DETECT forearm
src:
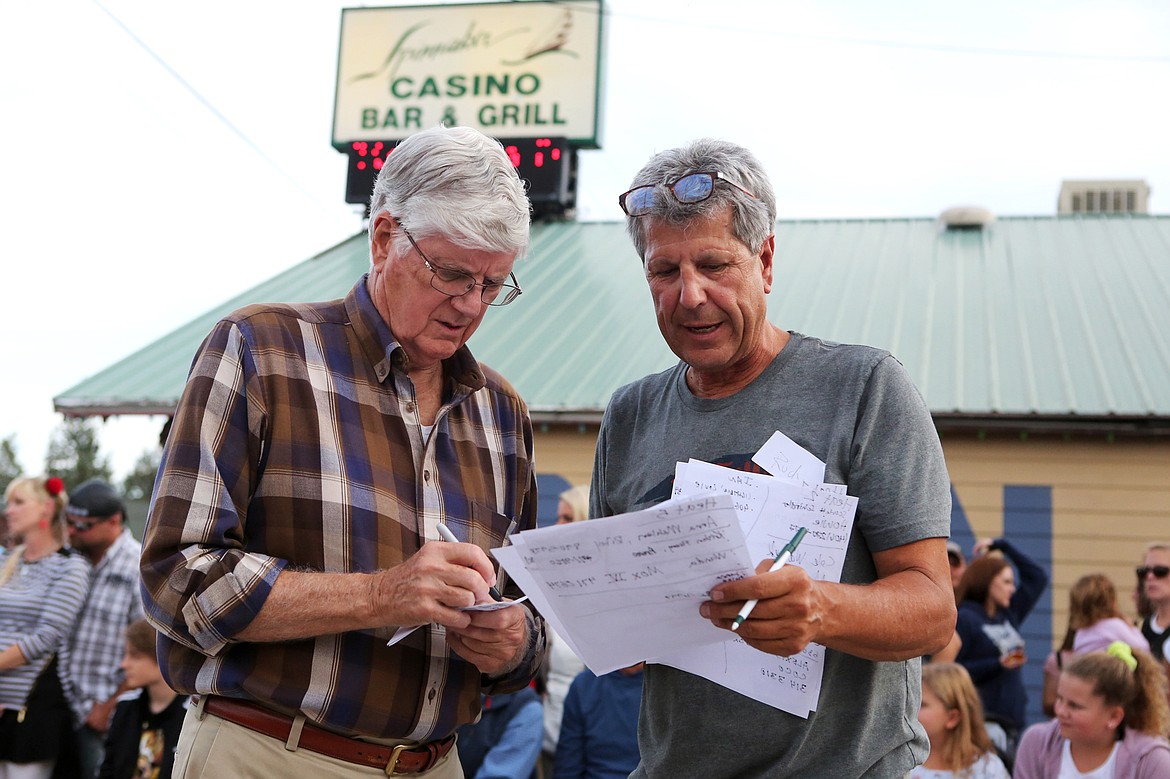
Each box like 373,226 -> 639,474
236,542 -> 507,644
0,644 -> 29,672
811,568 -> 956,661
235,569 -> 384,642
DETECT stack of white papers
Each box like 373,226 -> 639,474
493,430 -> 859,718
492,493 -> 756,675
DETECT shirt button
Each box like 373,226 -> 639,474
405,402 -> 416,414
423,470 -> 431,482
428,688 -> 437,702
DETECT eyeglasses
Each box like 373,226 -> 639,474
618,171 -> 757,217
1137,565 -> 1170,579
401,227 -> 522,307
68,515 -> 112,532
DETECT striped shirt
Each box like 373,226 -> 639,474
0,548 -> 92,708
140,277 -> 544,741
66,528 -> 144,723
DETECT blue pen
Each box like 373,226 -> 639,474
731,527 -> 808,631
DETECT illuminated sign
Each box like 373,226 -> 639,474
333,1 -> 604,147
345,137 -> 573,211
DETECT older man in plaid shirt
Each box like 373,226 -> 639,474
65,479 -> 145,778
140,126 -> 545,778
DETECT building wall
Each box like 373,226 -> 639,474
945,434 -> 1170,621
533,424 -> 1170,725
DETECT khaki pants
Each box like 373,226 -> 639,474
171,706 -> 464,779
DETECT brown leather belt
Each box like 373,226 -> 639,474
200,695 -> 455,775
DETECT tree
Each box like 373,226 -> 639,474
44,417 -> 113,488
0,434 -> 22,489
123,448 -> 162,501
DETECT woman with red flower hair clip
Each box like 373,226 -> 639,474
0,476 -> 91,778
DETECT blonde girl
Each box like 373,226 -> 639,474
912,663 -> 1010,778
0,476 -> 92,779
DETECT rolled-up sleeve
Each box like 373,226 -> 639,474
140,319 -> 284,656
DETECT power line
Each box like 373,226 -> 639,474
89,0 -> 338,213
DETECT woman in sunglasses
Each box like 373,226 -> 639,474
1137,543 -> 1170,664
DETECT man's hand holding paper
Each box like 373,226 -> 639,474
702,554 -> 820,657
446,601 -> 532,677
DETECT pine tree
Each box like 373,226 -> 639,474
0,434 -> 22,489
44,418 -> 113,488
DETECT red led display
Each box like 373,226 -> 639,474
344,137 -> 571,208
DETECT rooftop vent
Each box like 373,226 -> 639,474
939,206 -> 995,230
1058,179 -> 1149,215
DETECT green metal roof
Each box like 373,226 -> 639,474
54,215 -> 1170,428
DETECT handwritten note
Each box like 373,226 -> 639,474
658,458 -> 857,716
751,430 -> 826,486
385,596 -> 531,647
488,431 -> 860,716
493,494 -> 755,675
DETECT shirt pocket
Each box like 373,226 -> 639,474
465,502 -> 513,553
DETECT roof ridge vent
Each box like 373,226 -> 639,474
939,205 -> 995,230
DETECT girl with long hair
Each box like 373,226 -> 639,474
954,537 -> 1049,753
1015,642 -> 1170,778
912,663 -> 1009,778
1043,573 -> 1149,716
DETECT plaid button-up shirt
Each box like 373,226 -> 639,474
140,277 -> 543,741
66,528 -> 144,722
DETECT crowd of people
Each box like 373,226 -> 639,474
2,126 -> 1168,779
0,472 -> 636,779
925,539 -> 1170,778
0,476 -> 174,779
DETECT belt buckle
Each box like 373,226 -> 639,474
385,743 -> 411,776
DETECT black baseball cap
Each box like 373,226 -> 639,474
66,479 -> 126,519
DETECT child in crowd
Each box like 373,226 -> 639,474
99,619 -> 187,779
1015,642 -> 1170,779
911,663 -> 1010,778
1043,573 -> 1149,716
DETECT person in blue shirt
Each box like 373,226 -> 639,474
456,688 -> 542,779
554,663 -> 644,779
955,537 -> 1049,756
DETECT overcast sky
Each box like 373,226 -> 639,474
2,0 -> 1168,482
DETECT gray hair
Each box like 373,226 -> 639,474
624,138 -> 777,261
368,125 -> 531,259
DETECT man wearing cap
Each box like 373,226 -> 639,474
947,541 -> 967,591
65,478 -> 145,778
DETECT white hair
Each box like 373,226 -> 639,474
368,126 -> 531,258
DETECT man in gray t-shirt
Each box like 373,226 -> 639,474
595,139 -> 955,778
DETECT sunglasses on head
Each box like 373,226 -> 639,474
618,171 -> 756,217
1137,565 -> 1170,579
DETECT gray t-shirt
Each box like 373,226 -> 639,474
590,332 -> 951,779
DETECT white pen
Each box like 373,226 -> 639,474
436,522 -> 503,601
731,527 -> 808,631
